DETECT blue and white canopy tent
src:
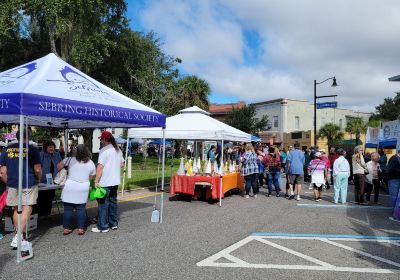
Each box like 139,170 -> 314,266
365,120 -> 400,149
0,53 -> 166,262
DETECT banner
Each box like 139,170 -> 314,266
381,120 -> 400,140
366,127 -> 380,145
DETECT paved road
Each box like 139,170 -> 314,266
0,181 -> 399,280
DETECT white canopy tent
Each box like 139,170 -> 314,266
0,53 -> 166,262
128,106 -> 251,141
128,106 -> 251,206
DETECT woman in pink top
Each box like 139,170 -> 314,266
308,152 -> 327,202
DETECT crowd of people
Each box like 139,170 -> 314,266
236,141 -> 400,220
0,129 -> 124,246
0,131 -> 399,247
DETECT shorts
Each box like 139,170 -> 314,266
6,186 -> 38,206
312,184 -> 324,191
289,174 -> 304,185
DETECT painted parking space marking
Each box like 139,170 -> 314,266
297,203 -> 392,210
197,233 -> 400,274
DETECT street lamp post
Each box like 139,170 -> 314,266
314,76 -> 338,146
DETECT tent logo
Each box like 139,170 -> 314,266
0,62 -> 37,87
0,98 -> 10,109
47,66 -> 116,101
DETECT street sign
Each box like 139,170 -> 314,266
316,101 -> 337,109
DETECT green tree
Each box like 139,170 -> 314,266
317,123 -> 344,150
31,127 -> 61,143
225,105 -> 268,135
370,92 -> 400,122
346,117 -> 367,145
164,75 -> 210,116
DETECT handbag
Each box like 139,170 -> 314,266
54,157 -> 72,185
0,190 -> 7,213
364,168 -> 369,175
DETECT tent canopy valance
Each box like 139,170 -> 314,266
0,53 -> 166,128
128,106 -> 251,142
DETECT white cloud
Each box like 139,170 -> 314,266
135,0 -> 400,112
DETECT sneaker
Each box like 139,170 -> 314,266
91,227 -> 109,233
315,198 -> 321,202
10,234 -> 24,248
308,186 -> 313,190
111,226 -> 118,230
245,195 -> 249,199
285,193 -> 289,198
254,194 -> 257,198
288,195 -> 295,200
296,195 -> 301,201
276,193 -> 281,197
267,193 -> 271,197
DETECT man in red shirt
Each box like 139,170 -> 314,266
263,146 -> 282,197
328,147 -> 339,187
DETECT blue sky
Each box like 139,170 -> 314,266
126,0 -> 400,111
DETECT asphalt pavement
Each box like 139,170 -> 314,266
0,179 -> 399,280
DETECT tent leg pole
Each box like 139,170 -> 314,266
64,129 -> 68,159
220,139 -> 224,207
121,138 -> 129,197
16,115 -> 24,263
160,129 -> 166,223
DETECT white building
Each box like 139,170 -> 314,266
251,98 -> 371,145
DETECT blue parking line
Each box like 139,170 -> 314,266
297,203 -> 392,210
252,232 -> 400,240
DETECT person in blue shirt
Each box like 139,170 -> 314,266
286,142 -> 305,201
36,141 -> 62,216
0,129 -> 42,247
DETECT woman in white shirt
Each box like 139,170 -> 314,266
352,145 -> 367,204
333,149 -> 350,204
58,145 -> 96,235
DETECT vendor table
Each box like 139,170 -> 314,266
170,172 -> 244,200
38,183 -> 64,214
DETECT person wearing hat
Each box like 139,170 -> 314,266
307,152 -> 327,202
92,131 -> 124,233
333,148 -> 350,204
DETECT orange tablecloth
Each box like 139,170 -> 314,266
222,172 -> 244,194
170,173 -> 244,200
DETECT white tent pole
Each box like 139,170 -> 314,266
16,115 -> 24,263
219,139 -> 224,207
160,128 -> 166,223
121,138 -> 129,197
64,129 -> 68,158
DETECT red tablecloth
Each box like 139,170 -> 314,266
170,173 -> 244,200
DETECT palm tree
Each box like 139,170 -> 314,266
345,118 -> 367,145
179,75 -> 210,110
163,75 -> 210,116
318,123 -> 344,150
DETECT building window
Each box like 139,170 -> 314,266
273,116 -> 278,128
295,116 -> 300,131
291,132 -> 302,139
339,119 -> 343,129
